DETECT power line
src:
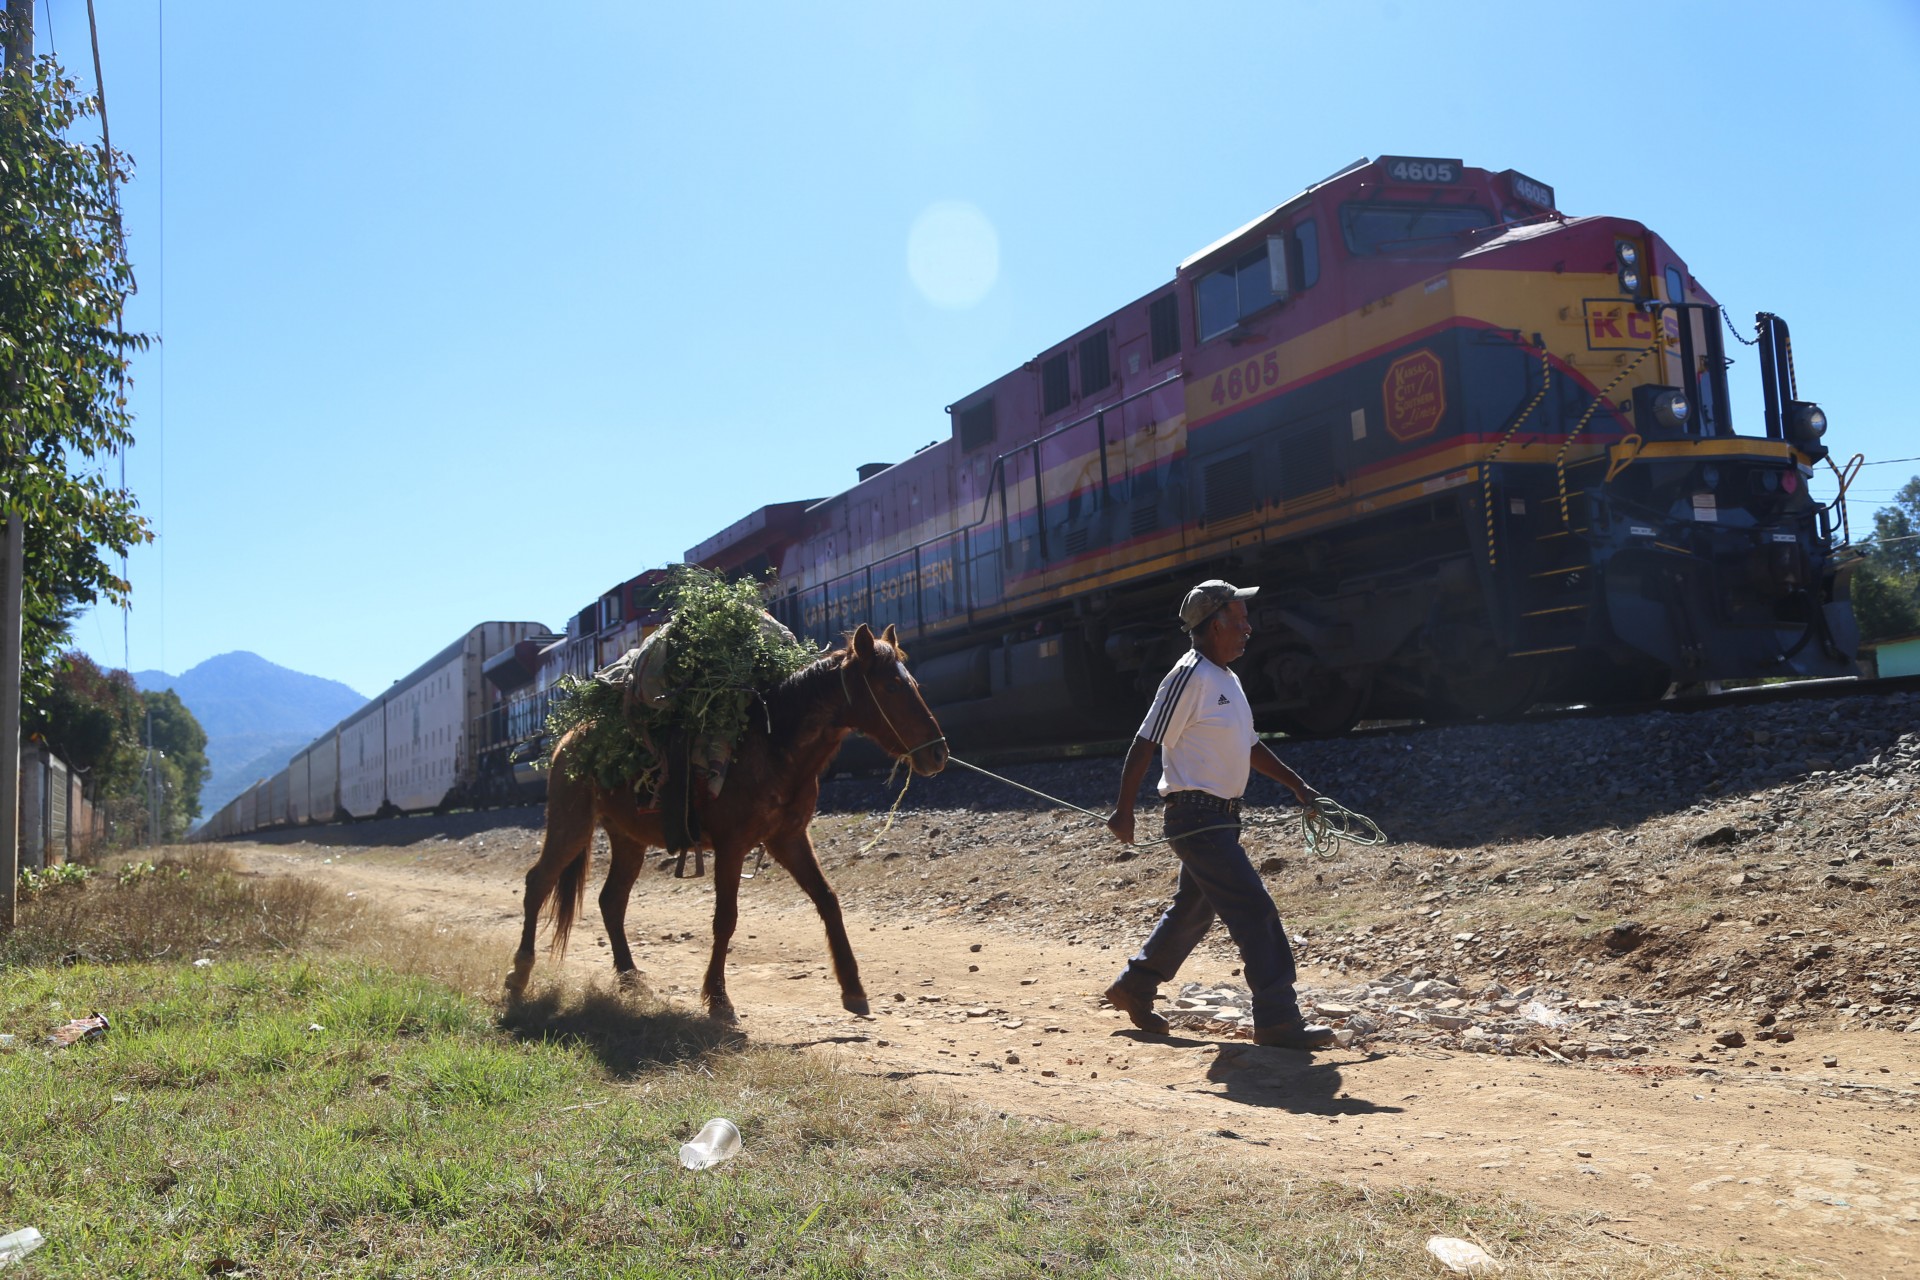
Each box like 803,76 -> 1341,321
1859,456 -> 1920,468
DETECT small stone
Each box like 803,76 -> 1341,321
1823,1056 -> 1838,1068
1714,1030 -> 1746,1048
1774,1029 -> 1795,1044
969,943 -> 983,953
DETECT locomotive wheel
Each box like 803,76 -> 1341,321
1270,677 -> 1369,738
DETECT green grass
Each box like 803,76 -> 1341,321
0,859 -> 1754,1278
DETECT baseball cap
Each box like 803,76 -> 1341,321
1178,579 -> 1258,632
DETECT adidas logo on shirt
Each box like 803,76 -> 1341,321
1216,693 -> 1230,705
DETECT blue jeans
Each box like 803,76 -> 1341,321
1112,806 -> 1302,1032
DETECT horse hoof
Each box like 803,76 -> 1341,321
842,993 -> 871,1016
708,1002 -> 740,1027
616,969 -> 648,995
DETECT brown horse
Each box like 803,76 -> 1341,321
505,623 -> 947,1023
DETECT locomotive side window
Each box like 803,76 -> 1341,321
1196,221 -> 1320,343
1340,202 -> 1494,255
1078,332 -> 1111,397
958,397 -> 996,451
1041,352 -> 1071,415
1148,293 -> 1181,363
1294,219 -> 1320,288
1197,245 -> 1274,341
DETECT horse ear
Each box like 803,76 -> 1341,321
880,624 -> 899,649
852,623 -> 875,659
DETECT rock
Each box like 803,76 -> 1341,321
1603,921 -> 1647,953
1714,1029 -> 1746,1048
1425,1236 -> 1502,1274
1693,825 -> 1742,849
1774,1029 -> 1795,1044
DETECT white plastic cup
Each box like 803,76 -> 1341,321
677,1118 -> 742,1170
0,1226 -> 45,1265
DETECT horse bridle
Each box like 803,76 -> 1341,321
840,655 -> 947,763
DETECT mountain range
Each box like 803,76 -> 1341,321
134,652 -> 368,821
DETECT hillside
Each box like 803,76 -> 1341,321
136,652 -> 367,818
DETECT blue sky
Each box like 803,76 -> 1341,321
48,1 -> 1920,698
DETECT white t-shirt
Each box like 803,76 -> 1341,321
1136,650 -> 1255,799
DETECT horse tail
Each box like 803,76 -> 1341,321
548,839 -> 591,959
541,725 -> 597,960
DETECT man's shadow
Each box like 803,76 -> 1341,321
1119,1030 -> 1401,1116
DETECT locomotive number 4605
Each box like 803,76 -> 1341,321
1208,348 -> 1282,408
1382,155 -> 1461,184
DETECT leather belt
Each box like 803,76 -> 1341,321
1163,790 -> 1243,816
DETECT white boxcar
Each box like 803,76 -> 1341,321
384,621 -> 548,814
332,621 -> 548,819
306,730 -> 340,824
268,768 -> 290,828
246,779 -> 270,833
288,752 -> 311,825
338,700 -> 387,820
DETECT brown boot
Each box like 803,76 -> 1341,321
1252,1019 -> 1336,1051
1103,982 -> 1170,1036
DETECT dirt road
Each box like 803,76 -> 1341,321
230,833 -> 1918,1278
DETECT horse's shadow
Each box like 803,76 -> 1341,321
498,986 -> 743,1077
1128,1033 -> 1402,1117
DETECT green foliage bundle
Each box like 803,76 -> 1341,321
545,568 -> 817,794
0,29 -> 154,710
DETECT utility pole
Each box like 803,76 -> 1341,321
0,0 -> 34,931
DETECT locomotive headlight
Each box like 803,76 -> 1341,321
1651,388 -> 1690,429
1788,401 -> 1827,443
1615,240 -> 1639,268
1618,266 -> 1641,294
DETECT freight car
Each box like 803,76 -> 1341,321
199,153 -> 1864,838
200,621 -> 548,836
708,154 -> 1858,739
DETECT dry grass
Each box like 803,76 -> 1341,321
0,851 -> 1781,1277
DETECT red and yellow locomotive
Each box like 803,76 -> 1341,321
702,154 -> 1857,740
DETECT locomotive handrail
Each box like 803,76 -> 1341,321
1825,451 -> 1864,546
1556,345 -> 1657,526
1479,347 -> 1553,568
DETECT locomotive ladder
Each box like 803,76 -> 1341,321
1478,348 -> 1588,659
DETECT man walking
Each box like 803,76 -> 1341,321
1103,579 -> 1335,1051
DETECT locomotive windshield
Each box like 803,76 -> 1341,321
1341,202 -> 1495,255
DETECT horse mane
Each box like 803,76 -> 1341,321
759,636 -> 896,745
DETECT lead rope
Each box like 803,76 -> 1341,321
938,755 -> 1386,859
839,659 -> 1385,858
842,658 -> 946,854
